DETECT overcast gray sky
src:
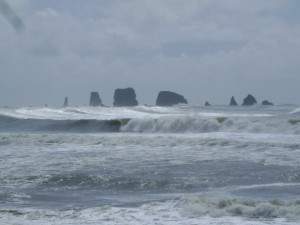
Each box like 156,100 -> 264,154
0,0 -> 299,106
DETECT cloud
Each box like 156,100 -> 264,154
0,0 -> 300,106
0,0 -> 25,32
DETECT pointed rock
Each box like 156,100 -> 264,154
113,88 -> 138,107
230,96 -> 238,106
156,91 -> 188,106
63,97 -> 69,107
242,94 -> 257,106
262,100 -> 274,106
89,92 -> 102,107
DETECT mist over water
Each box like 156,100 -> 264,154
0,105 -> 300,224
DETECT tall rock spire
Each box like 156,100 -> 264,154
230,96 -> 238,106
63,97 -> 69,107
89,92 -> 102,106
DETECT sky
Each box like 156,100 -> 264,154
0,0 -> 299,107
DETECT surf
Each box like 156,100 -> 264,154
0,114 -> 130,132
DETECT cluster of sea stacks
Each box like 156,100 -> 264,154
87,88 -> 139,107
229,95 -> 274,106
63,88 -> 274,107
206,95 -> 273,107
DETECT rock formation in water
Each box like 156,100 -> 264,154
113,88 -> 138,107
156,91 -> 188,106
89,92 -> 102,107
63,97 -> 69,107
205,101 -> 211,106
262,100 -> 274,106
230,96 -> 238,106
242,94 -> 257,106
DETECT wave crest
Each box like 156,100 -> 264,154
0,113 -> 299,134
122,116 -> 300,134
183,196 -> 300,219
122,116 -> 221,133
0,115 -> 129,132
36,173 -> 181,192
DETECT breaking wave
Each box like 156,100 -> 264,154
0,196 -> 300,224
37,173 -> 179,192
290,107 -> 300,115
122,116 -> 300,134
182,196 -> 300,219
0,105 -> 299,133
0,114 -> 300,134
0,115 -> 129,132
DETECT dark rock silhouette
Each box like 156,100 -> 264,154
89,92 -> 102,107
63,97 -> 69,107
242,94 -> 257,106
156,91 -> 188,106
113,88 -> 138,107
230,96 -> 238,106
205,101 -> 211,106
262,100 -> 274,106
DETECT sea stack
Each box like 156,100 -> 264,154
89,92 -> 102,106
205,101 -> 211,106
242,94 -> 257,106
230,96 -> 238,106
262,100 -> 274,106
113,88 -> 138,107
156,91 -> 188,106
63,97 -> 69,107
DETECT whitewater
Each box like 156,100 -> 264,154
0,105 -> 300,225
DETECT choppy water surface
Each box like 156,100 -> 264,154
0,105 -> 300,224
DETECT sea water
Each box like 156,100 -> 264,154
0,105 -> 299,225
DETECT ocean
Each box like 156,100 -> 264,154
0,105 -> 300,225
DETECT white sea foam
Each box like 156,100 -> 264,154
182,195 -> 300,220
122,116 -> 300,134
0,105 -> 299,225
0,106 -> 177,120
290,107 -> 300,115
0,106 -> 275,121
0,106 -> 292,133
235,183 -> 300,190
0,197 -> 299,225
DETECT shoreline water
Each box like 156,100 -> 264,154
0,105 -> 299,224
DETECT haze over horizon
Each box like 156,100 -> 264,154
0,0 -> 299,107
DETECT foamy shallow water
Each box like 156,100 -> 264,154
0,199 -> 300,225
0,198 -> 300,225
0,105 -> 299,224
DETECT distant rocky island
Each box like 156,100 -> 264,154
62,88 -> 274,107
230,96 -> 238,106
89,92 -> 103,106
156,91 -> 188,106
204,101 -> 211,107
63,97 -> 69,107
262,100 -> 274,106
113,88 -> 138,107
242,94 -> 257,106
